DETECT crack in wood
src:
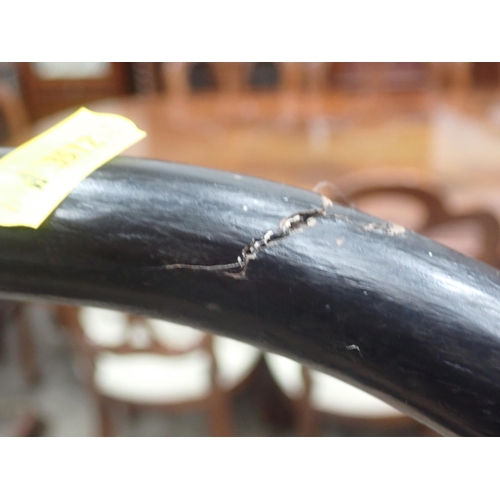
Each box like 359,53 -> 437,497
163,197 -> 332,279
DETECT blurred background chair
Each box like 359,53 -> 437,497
305,63 -> 431,93
17,62 -> 131,120
0,302 -> 43,436
160,62 -> 304,126
242,62 -> 303,92
0,301 -> 40,386
330,167 -> 500,266
0,80 -> 44,429
264,352 -> 429,436
0,82 -> 48,384
0,396 -> 45,437
162,62 -> 243,97
161,62 -> 304,97
57,306 -> 260,436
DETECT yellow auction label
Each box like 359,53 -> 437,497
0,107 -> 146,228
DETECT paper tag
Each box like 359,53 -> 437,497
0,107 -> 146,228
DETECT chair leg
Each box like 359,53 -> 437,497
125,403 -> 140,421
97,398 -> 115,437
15,306 -> 41,385
419,425 -> 441,437
296,367 -> 316,436
252,356 -> 295,432
0,325 -> 5,361
296,400 -> 316,437
207,388 -> 232,437
9,412 -> 45,437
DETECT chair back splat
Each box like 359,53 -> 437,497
57,306 -> 259,436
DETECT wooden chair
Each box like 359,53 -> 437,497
264,353 -> 428,436
240,63 -> 305,124
8,414 -> 45,436
242,63 -> 303,93
162,62 -> 241,98
429,63 -> 500,93
305,63 -> 431,93
57,306 -> 260,436
0,403 -> 45,437
329,167 -> 500,266
161,63 -> 244,126
162,62 -> 303,97
0,87 -> 41,388
0,305 -> 44,433
17,62 -> 132,120
471,63 -> 500,89
161,62 -> 304,127
265,168 -> 500,436
0,301 -> 40,385
130,63 -> 162,95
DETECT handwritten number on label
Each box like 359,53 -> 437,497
0,107 -> 146,228
19,172 -> 49,190
43,135 -> 105,168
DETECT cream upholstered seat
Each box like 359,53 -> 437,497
80,308 -> 206,351
265,352 -> 400,419
79,307 -> 260,406
94,351 -> 213,405
58,305 -> 263,435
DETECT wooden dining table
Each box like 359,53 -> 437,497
12,89 -> 500,216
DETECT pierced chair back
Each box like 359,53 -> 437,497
57,306 -> 260,436
329,168 -> 500,265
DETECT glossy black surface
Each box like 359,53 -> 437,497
1,148 -> 500,436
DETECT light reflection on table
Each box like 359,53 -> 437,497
14,90 -> 500,217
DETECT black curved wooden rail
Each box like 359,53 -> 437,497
1,147 -> 500,436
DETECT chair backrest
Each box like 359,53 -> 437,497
56,305 -> 260,400
305,63 -> 432,93
0,82 -> 29,145
242,63 -> 303,93
162,62 -> 304,98
0,301 -> 17,325
17,62 -> 131,120
162,63 -> 240,98
422,211 -> 500,267
319,168 -> 500,267
57,306 -> 211,362
320,168 -> 447,230
131,63 -> 162,95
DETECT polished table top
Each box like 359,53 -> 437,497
13,90 -> 500,215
